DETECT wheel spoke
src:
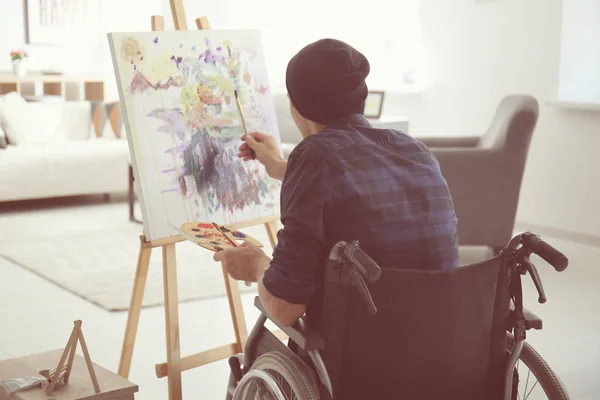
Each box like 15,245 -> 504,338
525,381 -> 539,399
524,369 -> 531,396
235,370 -> 287,400
235,352 -> 319,400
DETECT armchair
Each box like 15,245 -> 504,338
418,94 -> 539,255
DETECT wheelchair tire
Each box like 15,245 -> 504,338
506,333 -> 571,399
233,351 -> 320,400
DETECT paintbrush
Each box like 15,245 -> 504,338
233,89 -> 256,160
212,222 -> 252,287
212,222 -> 238,248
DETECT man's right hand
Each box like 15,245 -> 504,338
238,132 -> 287,181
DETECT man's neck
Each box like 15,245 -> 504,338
306,121 -> 327,136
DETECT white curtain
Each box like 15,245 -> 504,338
213,0 -> 424,91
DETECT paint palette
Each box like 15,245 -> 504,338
173,222 -> 263,252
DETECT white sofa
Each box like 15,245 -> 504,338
0,91 -> 407,203
0,93 -> 130,202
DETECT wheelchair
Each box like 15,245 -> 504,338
225,232 -> 571,400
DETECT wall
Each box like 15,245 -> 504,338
384,0 -> 600,238
2,0 -> 598,237
0,0 -> 164,100
558,0 -> 600,102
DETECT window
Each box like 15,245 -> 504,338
209,0 -> 425,92
557,0 -> 600,104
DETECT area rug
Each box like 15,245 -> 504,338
0,197 -> 493,312
0,225 -> 273,312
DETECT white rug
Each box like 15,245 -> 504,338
0,218 -> 274,312
0,197 -> 495,313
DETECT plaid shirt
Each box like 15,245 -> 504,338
263,114 -> 460,307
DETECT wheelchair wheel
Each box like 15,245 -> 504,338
506,333 -> 571,399
232,351 -> 319,400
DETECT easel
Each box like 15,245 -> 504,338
45,320 -> 100,395
116,2 -> 284,400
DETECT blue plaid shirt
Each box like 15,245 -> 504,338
263,114 -> 460,307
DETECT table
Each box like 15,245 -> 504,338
0,349 -> 138,400
367,115 -> 410,132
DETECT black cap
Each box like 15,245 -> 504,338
285,38 -> 370,124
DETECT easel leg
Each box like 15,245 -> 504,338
63,325 -> 79,383
118,236 -> 152,378
222,267 -> 248,352
264,220 -> 279,248
48,327 -> 78,394
162,242 -> 182,400
78,328 -> 101,393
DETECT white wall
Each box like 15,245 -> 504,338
385,0 -> 600,238
2,0 -> 598,237
558,0 -> 600,102
0,0 -> 164,101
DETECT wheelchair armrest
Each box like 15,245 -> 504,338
508,302 -> 543,330
254,296 -> 324,351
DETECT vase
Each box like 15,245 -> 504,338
12,60 -> 26,77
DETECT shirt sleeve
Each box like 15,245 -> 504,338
262,145 -> 331,305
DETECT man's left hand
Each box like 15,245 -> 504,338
213,242 -> 270,282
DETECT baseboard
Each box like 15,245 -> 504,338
515,221 -> 600,248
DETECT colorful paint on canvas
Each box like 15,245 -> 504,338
108,30 -> 281,241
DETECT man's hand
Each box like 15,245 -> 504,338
213,242 -> 270,282
238,132 -> 287,180
213,240 -> 307,327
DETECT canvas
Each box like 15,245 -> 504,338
108,30 -> 282,241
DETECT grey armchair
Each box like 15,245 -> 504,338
418,94 -> 539,255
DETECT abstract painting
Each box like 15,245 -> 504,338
108,30 -> 282,241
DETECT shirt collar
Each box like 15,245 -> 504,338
327,113 -> 372,129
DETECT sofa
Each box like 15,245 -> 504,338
0,92 -> 130,202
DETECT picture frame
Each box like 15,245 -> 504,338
364,90 -> 385,119
24,0 -> 103,45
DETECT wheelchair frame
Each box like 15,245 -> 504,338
226,232 -> 570,400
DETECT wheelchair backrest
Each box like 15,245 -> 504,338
314,254 -> 512,400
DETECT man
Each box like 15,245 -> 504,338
215,38 -> 459,329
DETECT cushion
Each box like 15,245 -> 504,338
57,101 -> 94,141
0,139 -> 130,201
0,93 -> 64,145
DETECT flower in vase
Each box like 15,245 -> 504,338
10,49 -> 28,62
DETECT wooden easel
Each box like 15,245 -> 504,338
46,320 -> 100,395
116,3 -> 283,400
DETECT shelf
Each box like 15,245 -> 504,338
547,100 -> 600,111
0,74 -> 103,83
0,74 -> 105,101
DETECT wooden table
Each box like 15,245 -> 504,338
0,350 -> 138,400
